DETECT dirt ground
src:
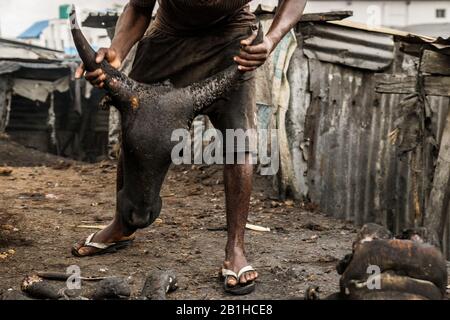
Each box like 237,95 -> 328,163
0,135 -> 360,300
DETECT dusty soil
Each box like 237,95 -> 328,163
0,135 -> 359,300
0,135 -> 75,168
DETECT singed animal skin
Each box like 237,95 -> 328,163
70,7 -> 249,231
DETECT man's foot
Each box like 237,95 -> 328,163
223,247 -> 258,287
72,221 -> 135,257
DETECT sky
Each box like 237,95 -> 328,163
0,0 -> 129,38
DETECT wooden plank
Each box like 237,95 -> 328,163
399,42 -> 424,57
299,11 -> 353,23
375,74 -> 450,97
0,79 -> 11,133
421,50 -> 450,76
425,76 -> 450,96
254,6 -> 353,22
374,74 -> 416,94
425,105 -> 450,247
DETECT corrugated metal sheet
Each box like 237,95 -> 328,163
0,37 -> 105,160
0,78 -> 11,132
6,94 -> 52,152
303,57 -> 430,228
0,61 -> 66,73
286,44 -> 310,199
329,20 -> 436,42
329,20 -> 450,56
430,95 -> 450,256
0,61 -> 70,81
7,94 -> 50,131
1,78 -> 109,160
400,23 -> 450,39
0,38 -> 65,60
301,23 -> 395,71
282,26 -> 450,255
52,87 -> 110,161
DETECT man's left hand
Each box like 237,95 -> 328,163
234,33 -> 275,72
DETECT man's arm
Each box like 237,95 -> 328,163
235,0 -> 307,72
76,1 -> 155,87
111,1 -> 155,63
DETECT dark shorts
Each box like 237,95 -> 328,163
129,22 -> 260,154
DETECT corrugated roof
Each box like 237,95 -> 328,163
0,38 -> 64,60
328,20 -> 450,54
301,22 -> 395,71
309,0 -> 446,1
17,20 -> 49,39
400,23 -> 450,38
0,60 -> 71,81
0,61 -> 65,75
328,20 -> 436,42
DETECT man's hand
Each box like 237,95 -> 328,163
234,31 -> 275,72
75,48 -> 122,88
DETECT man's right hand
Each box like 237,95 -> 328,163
75,47 -> 122,88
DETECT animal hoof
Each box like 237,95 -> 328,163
304,286 -> 320,300
90,277 -> 131,300
21,275 -> 63,300
140,270 -> 178,300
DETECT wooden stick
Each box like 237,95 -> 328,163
425,105 -> 450,247
37,272 -> 110,282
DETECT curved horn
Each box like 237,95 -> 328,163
70,6 -> 135,107
187,24 -> 264,113
69,5 -> 99,72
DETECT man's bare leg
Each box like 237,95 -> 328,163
73,154 -> 135,256
223,153 -> 259,286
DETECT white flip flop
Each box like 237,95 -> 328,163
221,265 -> 257,295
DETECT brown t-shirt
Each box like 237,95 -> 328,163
130,0 -> 255,35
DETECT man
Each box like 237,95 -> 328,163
73,0 -> 306,295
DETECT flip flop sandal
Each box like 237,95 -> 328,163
72,232 -> 134,257
222,266 -> 257,296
